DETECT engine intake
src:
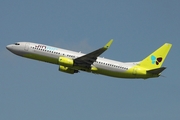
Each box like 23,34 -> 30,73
58,57 -> 74,67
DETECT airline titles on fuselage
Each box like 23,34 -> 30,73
33,44 -> 129,70
35,44 -> 58,51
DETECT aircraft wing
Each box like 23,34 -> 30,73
74,39 -> 113,68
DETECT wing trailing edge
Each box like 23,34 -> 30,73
74,39 -> 113,68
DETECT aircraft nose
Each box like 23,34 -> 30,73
6,45 -> 13,51
6,45 -> 10,50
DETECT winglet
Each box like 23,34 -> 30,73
103,39 -> 113,49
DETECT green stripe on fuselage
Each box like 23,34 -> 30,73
24,53 -> 58,64
23,53 -> 157,79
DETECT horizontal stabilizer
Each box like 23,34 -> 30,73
147,67 -> 166,74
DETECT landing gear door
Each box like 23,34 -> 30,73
24,43 -> 30,51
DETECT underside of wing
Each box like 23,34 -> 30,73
74,39 -> 113,68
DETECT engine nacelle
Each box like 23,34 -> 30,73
59,65 -> 78,74
58,57 -> 74,67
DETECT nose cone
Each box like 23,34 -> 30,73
6,44 -> 14,53
6,45 -> 11,50
6,43 -> 25,56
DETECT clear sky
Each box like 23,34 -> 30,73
1,0 -> 180,120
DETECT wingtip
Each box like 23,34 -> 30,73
165,43 -> 172,47
104,39 -> 113,49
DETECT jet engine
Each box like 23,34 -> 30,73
58,57 -> 74,67
59,65 -> 78,74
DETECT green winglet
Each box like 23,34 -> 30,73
103,39 -> 113,49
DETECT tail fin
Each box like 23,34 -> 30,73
139,43 -> 172,69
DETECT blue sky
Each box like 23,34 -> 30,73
1,0 -> 180,120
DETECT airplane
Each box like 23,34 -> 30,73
6,39 -> 172,79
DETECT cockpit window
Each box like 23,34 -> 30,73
15,43 -> 20,45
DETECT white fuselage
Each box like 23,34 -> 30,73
7,42 -> 139,78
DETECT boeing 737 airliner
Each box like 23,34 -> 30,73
6,40 -> 172,79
